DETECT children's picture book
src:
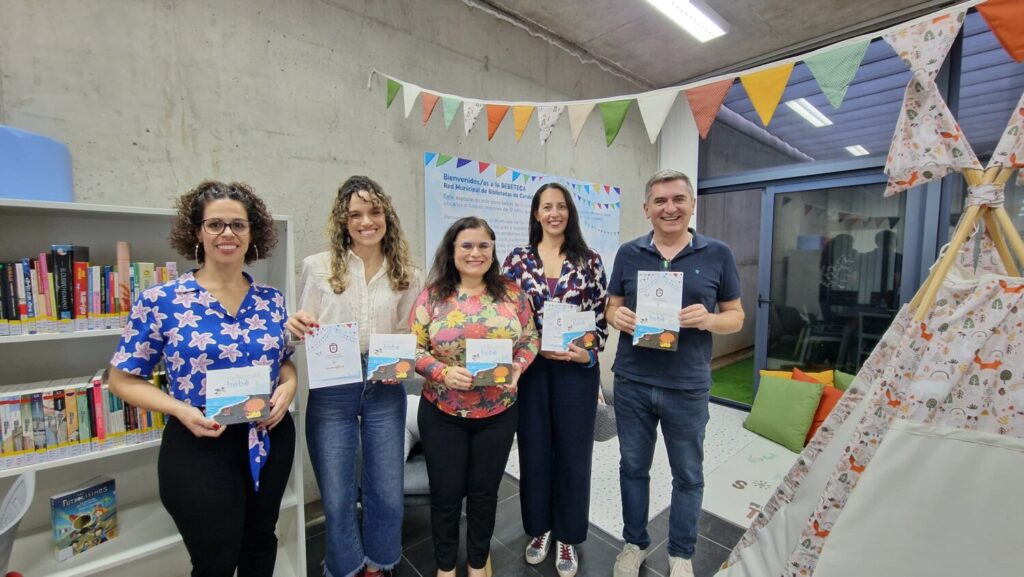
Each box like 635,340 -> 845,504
205,365 -> 271,425
633,271 -> 684,351
466,339 -> 514,386
305,322 -> 363,388
562,310 -> 598,351
50,476 -> 118,562
540,301 -> 577,352
367,334 -> 416,382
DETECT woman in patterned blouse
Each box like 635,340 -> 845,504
501,183 -> 608,577
109,181 -> 296,577
410,216 -> 539,577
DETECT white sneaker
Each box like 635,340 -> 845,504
668,556 -> 694,577
525,531 -> 551,565
613,543 -> 648,577
555,541 -> 579,577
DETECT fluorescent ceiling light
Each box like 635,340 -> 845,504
845,145 -> 870,156
646,0 -> 729,42
785,98 -> 833,127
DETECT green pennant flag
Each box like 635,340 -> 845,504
386,79 -> 401,109
441,97 -> 460,129
804,41 -> 869,109
436,154 -> 453,167
598,99 -> 633,146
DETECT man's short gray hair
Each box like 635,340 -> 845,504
644,169 -> 694,202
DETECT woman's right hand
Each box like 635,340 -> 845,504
540,350 -> 574,362
285,309 -> 319,340
176,405 -> 226,438
443,366 -> 475,390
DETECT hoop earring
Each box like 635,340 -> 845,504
194,244 -> 200,263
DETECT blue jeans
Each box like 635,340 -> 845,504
613,375 -> 710,559
306,379 -> 407,577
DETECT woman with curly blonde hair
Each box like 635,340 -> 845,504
286,175 -> 422,577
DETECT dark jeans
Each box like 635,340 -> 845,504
613,375 -> 709,559
418,397 -> 518,571
517,355 -> 599,544
158,413 -> 295,577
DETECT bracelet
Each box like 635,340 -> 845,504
440,366 -> 451,382
585,349 -> 598,368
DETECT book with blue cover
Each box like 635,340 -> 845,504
367,334 -> 416,382
466,339 -> 513,386
50,476 -> 118,561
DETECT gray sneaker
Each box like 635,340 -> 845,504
613,543 -> 648,577
669,556 -> 694,577
555,541 -> 578,577
525,531 -> 551,564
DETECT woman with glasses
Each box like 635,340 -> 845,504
285,176 -> 421,577
108,181 -> 295,577
501,183 -> 608,577
410,217 -> 539,577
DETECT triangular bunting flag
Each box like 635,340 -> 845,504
464,101 -> 484,136
512,105 -> 534,142
685,79 -> 734,139
740,63 -> 794,126
456,158 -> 472,169
978,0 -> 1024,63
487,104 -> 510,141
424,152 -> 437,166
637,91 -> 678,144
496,166 -> 508,178
386,79 -> 401,109
537,105 -> 565,145
437,154 -> 453,167
989,91 -> 1024,172
441,96 -> 460,129
568,103 -> 596,145
804,41 -> 869,109
422,93 -> 440,126
403,83 -> 422,119
512,171 -> 521,182
889,216 -> 900,229
598,100 -> 633,146
883,11 -> 965,81
479,162 -> 490,173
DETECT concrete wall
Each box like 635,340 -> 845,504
0,0 -> 659,501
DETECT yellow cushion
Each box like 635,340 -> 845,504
802,369 -> 834,386
759,370 -> 792,379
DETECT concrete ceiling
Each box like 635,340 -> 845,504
483,0 -> 964,88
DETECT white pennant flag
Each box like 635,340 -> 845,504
464,101 -> 484,136
537,105 -> 565,146
403,83 -> 422,119
568,103 -> 596,145
637,91 -> 679,144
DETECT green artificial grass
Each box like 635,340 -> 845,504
710,356 -> 755,405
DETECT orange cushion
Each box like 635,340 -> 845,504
792,367 -> 834,386
805,386 -> 844,445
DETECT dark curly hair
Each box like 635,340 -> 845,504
327,176 -> 415,294
427,217 -> 509,301
169,180 -> 278,265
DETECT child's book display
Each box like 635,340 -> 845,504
50,476 -> 118,562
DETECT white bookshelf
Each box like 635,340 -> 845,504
0,198 -> 305,577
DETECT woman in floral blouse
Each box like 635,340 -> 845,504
410,216 -> 539,577
502,183 -> 608,577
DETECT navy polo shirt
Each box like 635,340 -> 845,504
608,230 -> 741,390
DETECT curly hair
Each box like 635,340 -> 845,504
327,175 -> 415,294
426,217 -> 509,301
168,180 -> 278,265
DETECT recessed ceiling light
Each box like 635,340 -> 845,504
845,145 -> 870,156
785,98 -> 833,127
646,0 -> 729,43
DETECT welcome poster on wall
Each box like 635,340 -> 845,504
423,152 -> 621,275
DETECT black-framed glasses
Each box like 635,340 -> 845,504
456,241 -> 494,253
202,219 -> 250,235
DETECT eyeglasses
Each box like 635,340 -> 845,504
202,219 -> 250,235
456,241 -> 494,253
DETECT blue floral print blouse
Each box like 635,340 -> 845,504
111,270 -> 294,490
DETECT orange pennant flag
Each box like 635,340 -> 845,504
684,79 -> 734,139
422,93 -> 440,126
487,105 -> 511,141
740,63 -> 794,126
512,105 -> 535,142
978,0 -> 1024,62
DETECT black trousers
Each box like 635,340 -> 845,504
158,413 -> 295,577
418,397 -> 518,571
517,355 -> 599,544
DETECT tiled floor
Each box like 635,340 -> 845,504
305,475 -> 745,577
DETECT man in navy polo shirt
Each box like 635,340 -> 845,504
608,169 -> 743,577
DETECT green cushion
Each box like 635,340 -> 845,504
834,370 -> 856,392
744,375 -> 823,452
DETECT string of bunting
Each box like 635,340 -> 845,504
370,0 -> 1019,148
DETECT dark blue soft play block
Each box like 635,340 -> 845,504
0,125 -> 74,201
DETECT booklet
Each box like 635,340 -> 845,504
306,322 -> 363,389
541,301 -> 577,352
205,365 -> 272,425
50,476 -> 118,562
562,310 -> 598,351
466,338 -> 514,386
367,334 -> 417,381
633,271 -> 684,351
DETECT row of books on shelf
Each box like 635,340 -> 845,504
0,241 -> 180,337
0,369 -> 168,470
